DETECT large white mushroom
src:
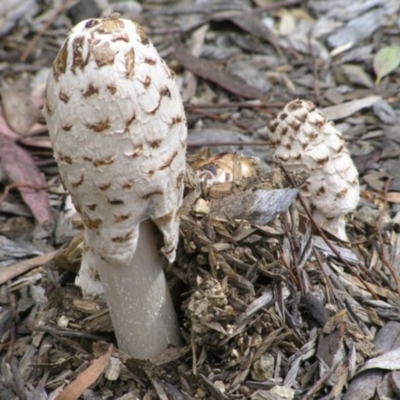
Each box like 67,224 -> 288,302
44,14 -> 186,359
268,99 -> 359,241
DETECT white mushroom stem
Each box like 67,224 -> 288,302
97,220 -> 181,358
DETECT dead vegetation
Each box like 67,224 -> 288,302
1,0 -> 400,399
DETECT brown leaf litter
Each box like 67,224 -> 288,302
1,0 -> 400,399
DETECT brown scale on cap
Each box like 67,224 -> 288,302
149,139 -> 162,148
82,213 -> 103,229
121,182 -> 133,190
91,41 -> 115,68
153,210 -> 173,226
144,58 -> 156,65
57,151 -> 73,164
106,84 -> 117,95
82,84 -> 99,98
126,145 -> 143,158
133,21 -> 149,44
85,119 -> 111,133
92,155 -> 115,167
114,214 -> 130,223
71,174 -> 84,188
142,76 -> 151,89
53,42 -> 68,80
71,36 -> 89,73
111,229 -> 134,243
85,19 -> 99,29
124,49 -> 135,78
124,113 -> 136,133
141,190 -> 164,200
96,14 -> 125,34
160,151 -> 178,170
98,183 -> 111,191
107,197 -> 124,205
59,90 -> 69,103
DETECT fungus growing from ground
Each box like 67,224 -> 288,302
44,14 -> 186,359
268,99 -> 359,241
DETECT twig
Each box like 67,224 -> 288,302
5,292 -> 18,363
0,182 -> 47,205
313,247 -> 335,306
0,251 -> 57,286
282,210 -> 305,296
20,0 -> 73,62
10,358 -> 28,400
253,0 -> 305,14
301,361 -> 335,400
308,30 -> 322,104
278,247 -> 301,290
280,165 -> 380,300
188,141 -> 269,148
185,101 -> 284,110
375,177 -> 400,296
34,324 -> 110,342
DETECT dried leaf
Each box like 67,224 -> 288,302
341,64 -> 374,88
358,349 -> 400,373
387,193 -> 400,204
56,345 -> 113,400
211,12 -> 282,57
0,133 -> 53,225
211,188 -> 298,225
322,96 -> 381,120
0,78 -> 37,135
0,250 -> 57,285
173,41 -> 268,100
373,46 -> 400,85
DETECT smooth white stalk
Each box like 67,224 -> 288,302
97,220 -> 181,358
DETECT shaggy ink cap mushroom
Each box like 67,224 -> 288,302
44,14 -> 186,359
268,99 -> 359,241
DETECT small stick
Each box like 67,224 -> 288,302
252,0 -> 305,14
187,141 -> 269,148
185,101 -> 285,109
0,182 -> 47,205
375,177 -> 400,296
20,0 -> 73,62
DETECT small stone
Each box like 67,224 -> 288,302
193,198 -> 210,215
251,353 -> 275,381
57,315 -> 69,328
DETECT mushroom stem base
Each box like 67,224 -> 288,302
97,220 -> 182,360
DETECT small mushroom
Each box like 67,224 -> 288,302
44,14 -> 186,359
268,99 -> 359,241
191,152 -> 259,187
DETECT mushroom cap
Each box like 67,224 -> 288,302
268,99 -> 359,223
44,15 -> 187,266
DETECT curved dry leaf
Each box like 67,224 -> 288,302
211,188 -> 298,225
373,46 -> 400,85
0,133 -> 53,225
173,41 -> 268,100
358,348 -> 400,374
322,95 -> 381,120
0,78 -> 37,135
56,345 -> 113,400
